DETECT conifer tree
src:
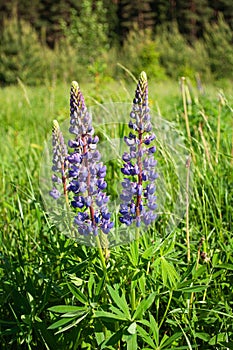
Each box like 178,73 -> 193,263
176,0 -> 212,41
204,14 -> 233,79
118,0 -> 155,39
0,16 -> 51,85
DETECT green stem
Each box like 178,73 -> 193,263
135,226 -> 140,243
181,77 -> 191,142
185,156 -> 191,264
181,77 -> 196,163
159,290 -> 173,329
131,284 -> 136,313
95,235 -> 108,281
216,101 -> 221,164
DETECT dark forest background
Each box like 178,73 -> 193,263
0,0 -> 233,85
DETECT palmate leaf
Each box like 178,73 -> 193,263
48,304 -> 89,335
160,256 -> 179,287
107,285 -> 131,319
138,314 -> 159,347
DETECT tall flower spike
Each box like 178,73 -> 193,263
49,120 -> 68,199
67,81 -> 113,236
119,72 -> 158,227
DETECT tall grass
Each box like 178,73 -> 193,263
0,78 -> 232,349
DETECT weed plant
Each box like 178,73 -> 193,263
0,77 -> 232,349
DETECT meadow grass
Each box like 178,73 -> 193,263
0,78 -> 232,349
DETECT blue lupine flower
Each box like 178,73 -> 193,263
119,72 -> 158,227
49,120 -> 68,199
49,187 -> 61,200
67,81 -> 113,236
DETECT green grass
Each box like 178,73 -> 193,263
0,77 -> 232,349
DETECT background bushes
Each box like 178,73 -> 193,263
0,17 -> 52,85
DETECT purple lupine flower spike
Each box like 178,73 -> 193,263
119,72 -> 158,227
67,81 -> 113,236
49,120 -> 68,199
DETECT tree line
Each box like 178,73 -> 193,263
0,0 -> 232,47
0,0 -> 233,85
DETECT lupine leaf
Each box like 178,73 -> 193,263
54,312 -> 88,334
48,317 -> 75,330
126,333 -> 137,350
67,283 -> 88,304
60,309 -> 87,318
138,273 -> 146,296
160,331 -> 183,347
175,285 -> 207,293
107,285 -> 131,319
101,328 -> 123,349
141,246 -> 154,259
160,256 -> 179,287
110,305 -> 130,318
127,322 -> 137,334
208,333 -> 227,345
94,311 -> 128,321
149,312 -> 159,346
95,275 -> 105,301
88,273 -> 95,298
194,332 -> 210,341
48,305 -> 86,313
137,325 -> 156,348
133,293 -> 156,320
128,240 -> 139,266
214,263 -> 233,270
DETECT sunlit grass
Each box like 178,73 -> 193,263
0,78 -> 232,349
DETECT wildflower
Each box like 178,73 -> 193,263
49,120 -> 68,199
67,81 -> 113,236
119,72 -> 158,227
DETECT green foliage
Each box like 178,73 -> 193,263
0,16 -> 51,85
1,0 -> 233,50
121,27 -> 166,80
60,0 -> 109,66
0,78 -> 233,349
52,38 -> 83,84
204,14 -> 233,79
156,22 -> 211,80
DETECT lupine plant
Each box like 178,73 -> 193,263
49,120 -> 68,201
67,81 -> 113,237
49,82 -> 113,248
119,71 -> 158,233
49,72 -> 157,246
47,71 -> 160,347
